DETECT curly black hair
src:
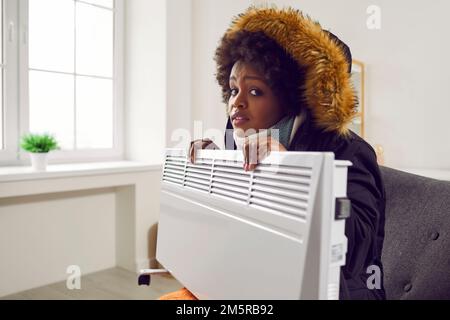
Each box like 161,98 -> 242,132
214,30 -> 308,117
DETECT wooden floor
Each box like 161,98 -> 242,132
1,267 -> 183,300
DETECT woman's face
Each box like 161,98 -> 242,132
228,61 -> 284,135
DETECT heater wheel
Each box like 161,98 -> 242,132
138,274 -> 151,286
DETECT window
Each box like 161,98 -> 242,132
0,0 -> 124,165
0,0 -> 19,164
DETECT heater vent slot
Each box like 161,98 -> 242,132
162,153 -> 315,219
210,163 -> 250,203
249,165 -> 313,219
184,160 -> 212,193
162,154 -> 186,185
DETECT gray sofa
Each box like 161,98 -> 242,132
380,166 -> 450,299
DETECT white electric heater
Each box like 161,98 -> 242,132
152,149 -> 351,300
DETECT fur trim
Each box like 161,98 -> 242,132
225,6 -> 358,136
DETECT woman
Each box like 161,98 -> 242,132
162,6 -> 386,300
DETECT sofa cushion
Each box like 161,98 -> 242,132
380,166 -> 450,299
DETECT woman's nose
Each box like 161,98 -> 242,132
233,94 -> 247,109
230,101 -> 246,113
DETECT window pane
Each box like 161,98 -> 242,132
29,0 -> 74,72
76,76 -> 113,149
76,3 -> 113,77
80,0 -> 114,8
29,71 -> 74,149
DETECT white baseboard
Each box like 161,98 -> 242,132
134,257 -> 161,274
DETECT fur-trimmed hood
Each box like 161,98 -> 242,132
224,6 -> 358,136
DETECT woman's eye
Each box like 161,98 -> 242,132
250,88 -> 262,96
230,88 -> 262,97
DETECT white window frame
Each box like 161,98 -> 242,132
0,0 -> 19,165
0,0 -> 124,166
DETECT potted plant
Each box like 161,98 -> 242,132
20,133 -> 60,171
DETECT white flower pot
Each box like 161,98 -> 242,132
30,153 -> 48,172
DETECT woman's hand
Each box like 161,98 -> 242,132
188,138 -> 219,163
242,136 -> 287,171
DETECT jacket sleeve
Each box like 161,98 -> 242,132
336,140 -> 385,280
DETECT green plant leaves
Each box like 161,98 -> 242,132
20,133 -> 60,153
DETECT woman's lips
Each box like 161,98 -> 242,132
232,117 -> 249,126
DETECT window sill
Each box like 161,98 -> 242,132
0,161 -> 162,183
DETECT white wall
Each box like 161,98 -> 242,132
124,0 -> 167,164
0,189 -> 116,297
188,0 -> 450,170
166,0 -> 193,148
